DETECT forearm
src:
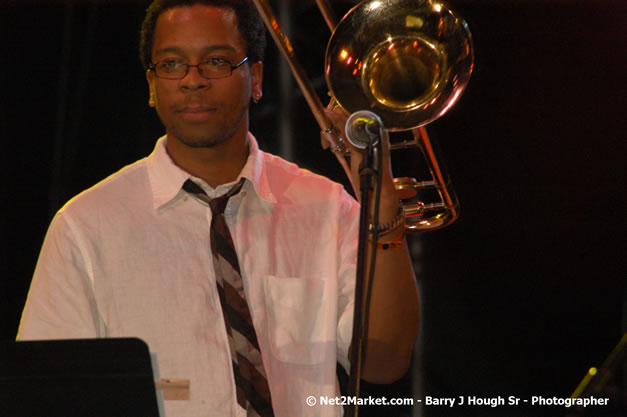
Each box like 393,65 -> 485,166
324,107 -> 420,382
360,177 -> 420,383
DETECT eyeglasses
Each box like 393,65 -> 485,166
149,57 -> 249,80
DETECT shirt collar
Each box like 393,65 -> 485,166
146,133 -> 277,211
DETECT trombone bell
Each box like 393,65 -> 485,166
326,0 -> 474,130
253,0 -> 474,232
365,36 -> 443,111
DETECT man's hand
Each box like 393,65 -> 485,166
321,106 -> 397,204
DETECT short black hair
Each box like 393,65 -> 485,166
139,0 -> 266,70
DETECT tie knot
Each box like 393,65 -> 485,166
183,178 -> 245,216
209,194 -> 229,215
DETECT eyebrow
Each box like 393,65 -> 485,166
154,45 -> 237,58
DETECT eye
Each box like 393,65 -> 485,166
202,58 -> 231,69
158,59 -> 185,73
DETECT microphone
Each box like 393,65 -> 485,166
345,110 -> 384,149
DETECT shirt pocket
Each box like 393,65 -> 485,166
262,275 -> 335,365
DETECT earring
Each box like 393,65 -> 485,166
149,93 -> 155,108
252,91 -> 262,104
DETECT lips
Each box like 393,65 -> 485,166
176,105 -> 216,121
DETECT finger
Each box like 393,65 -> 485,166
320,131 -> 330,149
323,108 -> 348,133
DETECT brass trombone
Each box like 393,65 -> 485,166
252,0 -> 474,232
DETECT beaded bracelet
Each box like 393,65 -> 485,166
368,202 -> 406,237
368,233 -> 406,250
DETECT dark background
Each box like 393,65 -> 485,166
1,1 -> 625,416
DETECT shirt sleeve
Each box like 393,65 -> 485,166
17,211 -> 102,341
335,188 -> 360,372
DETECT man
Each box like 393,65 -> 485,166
18,1 -> 419,416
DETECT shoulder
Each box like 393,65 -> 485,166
57,157 -> 150,219
259,150 -> 356,207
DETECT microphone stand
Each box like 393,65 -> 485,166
346,117 -> 382,417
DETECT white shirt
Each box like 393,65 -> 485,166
18,135 -> 359,417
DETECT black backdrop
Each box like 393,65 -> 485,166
1,1 -> 625,416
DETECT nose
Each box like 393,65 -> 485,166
181,65 -> 209,90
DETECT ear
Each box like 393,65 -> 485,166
146,70 -> 156,108
250,61 -> 264,102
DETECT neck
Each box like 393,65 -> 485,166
166,133 -> 250,188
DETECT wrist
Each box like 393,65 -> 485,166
369,201 -> 406,238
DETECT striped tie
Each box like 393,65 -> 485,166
183,179 -> 274,417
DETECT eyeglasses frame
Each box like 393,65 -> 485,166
148,56 -> 249,80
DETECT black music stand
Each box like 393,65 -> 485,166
0,337 -> 161,417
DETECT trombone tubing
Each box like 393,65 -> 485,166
315,0 -> 337,31
251,0 -> 333,133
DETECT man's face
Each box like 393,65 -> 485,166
146,5 -> 263,148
